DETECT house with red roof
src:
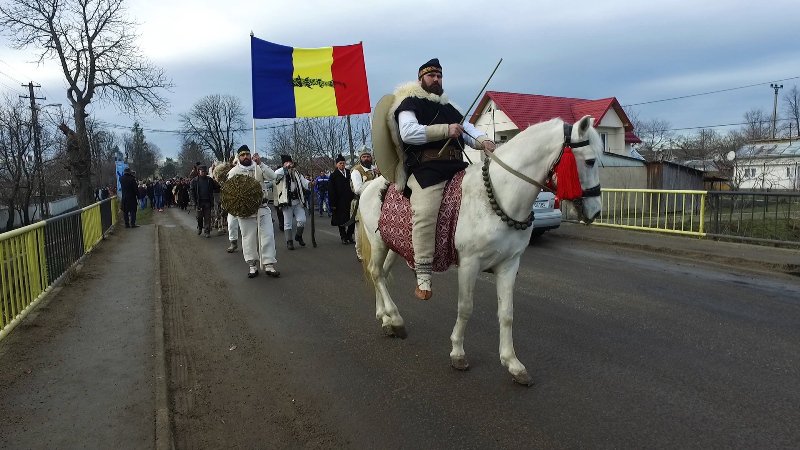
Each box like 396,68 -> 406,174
468,91 -> 641,157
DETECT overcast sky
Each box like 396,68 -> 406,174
1,0 -> 799,159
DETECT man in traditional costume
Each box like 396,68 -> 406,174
329,154 -> 355,244
350,148 -> 377,260
226,145 -> 280,278
274,154 -> 311,250
394,58 -> 496,300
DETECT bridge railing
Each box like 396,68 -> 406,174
566,188 -> 800,245
593,189 -> 708,236
0,197 -> 118,341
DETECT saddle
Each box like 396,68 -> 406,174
378,170 -> 465,272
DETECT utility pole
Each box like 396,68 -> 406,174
770,83 -> 783,139
21,82 -> 48,219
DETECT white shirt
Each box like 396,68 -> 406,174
397,110 -> 485,147
350,165 -> 375,195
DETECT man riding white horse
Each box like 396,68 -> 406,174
395,58 -> 496,300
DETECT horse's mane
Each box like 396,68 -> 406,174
505,117 -> 604,163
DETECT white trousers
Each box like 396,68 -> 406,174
227,213 -> 240,242
238,206 -> 276,265
408,174 -> 446,275
281,199 -> 306,231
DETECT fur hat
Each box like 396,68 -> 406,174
280,154 -> 293,164
237,145 -> 251,155
335,154 -> 346,163
418,58 -> 442,79
359,148 -> 372,158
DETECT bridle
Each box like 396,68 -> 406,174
481,122 -> 602,228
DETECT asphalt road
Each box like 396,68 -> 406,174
157,207 -> 800,449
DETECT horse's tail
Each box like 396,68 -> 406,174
359,218 -> 373,284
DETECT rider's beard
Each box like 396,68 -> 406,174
240,158 -> 252,166
421,79 -> 443,96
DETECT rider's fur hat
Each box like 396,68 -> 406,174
418,58 -> 442,79
237,145 -> 251,155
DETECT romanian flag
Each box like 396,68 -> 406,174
251,36 -> 370,119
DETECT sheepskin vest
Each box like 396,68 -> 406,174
394,89 -> 467,188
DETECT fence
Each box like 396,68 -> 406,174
0,197 -> 118,341
586,188 -> 800,245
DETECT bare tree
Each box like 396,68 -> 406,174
0,0 -> 172,206
266,115 -> 370,174
629,111 -> 674,161
177,140 -> 210,178
180,94 -> 245,162
741,109 -> 771,142
783,85 -> 800,137
0,96 -> 36,230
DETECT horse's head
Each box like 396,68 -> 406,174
552,115 -> 603,224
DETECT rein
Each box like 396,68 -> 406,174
481,123 -> 598,230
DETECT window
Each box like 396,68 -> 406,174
788,167 -> 792,177
500,135 -> 508,142
600,133 -> 608,151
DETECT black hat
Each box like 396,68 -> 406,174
198,165 -> 208,171
335,154 -> 346,163
237,145 -> 251,155
123,167 -> 131,173
418,58 -> 442,79
280,154 -> 293,164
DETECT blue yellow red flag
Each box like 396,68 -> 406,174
251,36 -> 371,119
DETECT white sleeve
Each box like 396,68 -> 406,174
299,174 -> 310,190
398,110 -> 430,145
260,163 -> 276,181
462,121 -> 487,148
351,170 -> 363,194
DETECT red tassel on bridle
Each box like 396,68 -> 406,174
553,147 -> 583,201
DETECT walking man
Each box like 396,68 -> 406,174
350,148 -> 377,260
226,145 -> 280,278
274,154 -> 311,250
328,154 -> 354,244
190,165 -> 220,238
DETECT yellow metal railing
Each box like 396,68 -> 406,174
0,221 -> 49,340
595,189 -> 708,236
1,199 -> 116,341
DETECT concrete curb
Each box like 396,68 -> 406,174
153,225 -> 174,450
548,224 -> 800,275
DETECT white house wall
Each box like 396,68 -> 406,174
597,110 -> 626,156
737,157 -> 800,190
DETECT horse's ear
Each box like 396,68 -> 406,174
577,115 -> 594,136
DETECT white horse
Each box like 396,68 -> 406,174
358,116 -> 603,385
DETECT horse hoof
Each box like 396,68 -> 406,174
512,370 -> 534,386
382,324 -> 407,339
392,325 -> 408,339
450,356 -> 470,371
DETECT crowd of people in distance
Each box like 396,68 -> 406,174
117,148 -> 379,278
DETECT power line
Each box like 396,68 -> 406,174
622,75 -> 800,107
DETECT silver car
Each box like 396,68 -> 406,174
530,191 -> 561,242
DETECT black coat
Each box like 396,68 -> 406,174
328,168 -> 353,226
119,173 -> 138,210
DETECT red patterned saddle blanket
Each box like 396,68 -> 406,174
378,170 -> 465,272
